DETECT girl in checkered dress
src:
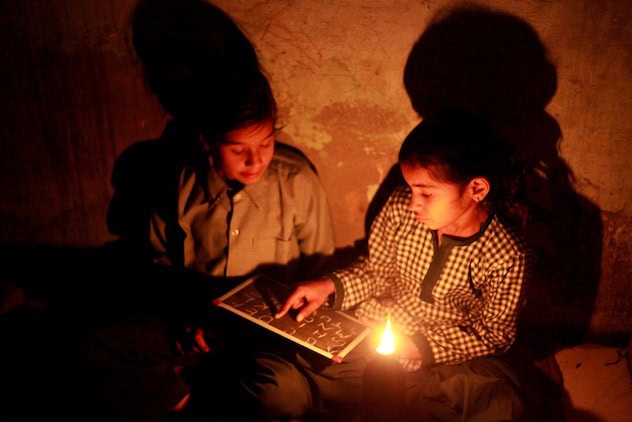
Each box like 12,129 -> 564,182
264,109 -> 539,421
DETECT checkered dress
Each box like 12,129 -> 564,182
331,185 -> 532,372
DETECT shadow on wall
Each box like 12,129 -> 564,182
367,4 -> 603,354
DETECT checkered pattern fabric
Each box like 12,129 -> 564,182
332,185 -> 531,372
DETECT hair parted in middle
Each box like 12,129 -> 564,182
399,108 -> 527,228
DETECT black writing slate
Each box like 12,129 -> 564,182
214,275 -> 371,361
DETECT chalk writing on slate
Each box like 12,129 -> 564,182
214,275 -> 372,362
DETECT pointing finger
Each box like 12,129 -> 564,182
275,290 -> 303,319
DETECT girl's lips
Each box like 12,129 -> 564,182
415,214 -> 429,223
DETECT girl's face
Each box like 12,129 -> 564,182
216,119 -> 275,185
400,162 -> 483,237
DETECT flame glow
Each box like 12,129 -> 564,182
376,314 -> 395,355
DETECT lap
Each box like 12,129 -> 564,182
405,357 -> 525,421
295,346 -> 526,422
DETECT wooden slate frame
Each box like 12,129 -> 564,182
213,275 -> 372,362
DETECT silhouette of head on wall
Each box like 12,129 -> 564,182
129,0 -> 271,138
404,5 -> 556,125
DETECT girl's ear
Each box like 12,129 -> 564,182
468,177 -> 490,203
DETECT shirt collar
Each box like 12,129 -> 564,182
433,214 -> 494,247
206,160 -> 270,210
241,173 -> 270,209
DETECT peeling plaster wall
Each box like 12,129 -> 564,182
221,1 -> 422,246
216,0 -> 632,246
0,0 -> 630,338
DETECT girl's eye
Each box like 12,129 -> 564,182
230,147 -> 246,154
420,192 -> 431,198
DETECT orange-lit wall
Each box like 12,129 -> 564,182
1,0 -> 630,338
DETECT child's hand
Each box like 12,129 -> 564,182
274,278 -> 335,322
175,326 -> 211,355
392,334 -> 422,360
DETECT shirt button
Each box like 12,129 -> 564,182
231,229 -> 240,236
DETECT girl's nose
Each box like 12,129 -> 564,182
409,197 -> 422,211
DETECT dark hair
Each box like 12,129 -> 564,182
129,0 -> 276,139
399,109 -> 527,228
204,69 -> 277,144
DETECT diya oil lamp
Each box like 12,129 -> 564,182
362,313 -> 406,421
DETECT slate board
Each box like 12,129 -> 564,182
214,275 -> 371,362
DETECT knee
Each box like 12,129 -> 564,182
241,355 -> 312,420
256,373 -> 311,419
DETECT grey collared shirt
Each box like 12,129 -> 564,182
150,144 -> 336,285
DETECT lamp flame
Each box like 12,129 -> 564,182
376,313 -> 395,355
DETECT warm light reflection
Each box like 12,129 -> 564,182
376,313 -> 395,355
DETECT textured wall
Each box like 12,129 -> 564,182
0,0 -> 630,338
